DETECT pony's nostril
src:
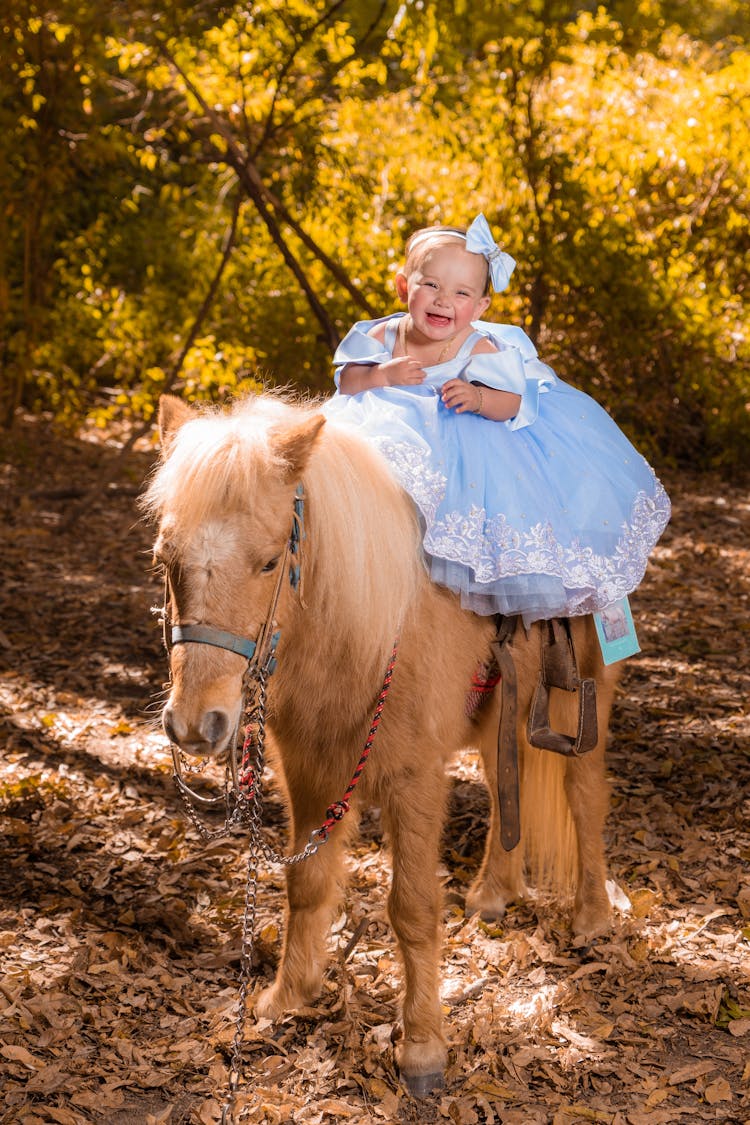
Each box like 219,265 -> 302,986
202,710 -> 229,746
162,706 -> 232,754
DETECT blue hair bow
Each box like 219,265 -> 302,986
465,213 -> 516,292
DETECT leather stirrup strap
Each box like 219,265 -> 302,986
490,617 -> 521,852
526,618 -> 598,756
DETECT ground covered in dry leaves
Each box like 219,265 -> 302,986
1,415 -> 749,1125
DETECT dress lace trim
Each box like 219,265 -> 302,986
373,436 -> 671,609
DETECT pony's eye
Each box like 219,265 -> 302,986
261,557 -> 280,574
152,552 -> 170,575
153,533 -> 175,568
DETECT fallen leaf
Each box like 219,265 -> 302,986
627,888 -> 660,918
645,1087 -> 672,1107
667,1060 -> 717,1085
704,1076 -> 732,1103
0,1044 -> 40,1069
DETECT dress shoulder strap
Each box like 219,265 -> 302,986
456,330 -> 484,360
383,318 -> 401,356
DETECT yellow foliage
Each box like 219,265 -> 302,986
3,0 -> 747,466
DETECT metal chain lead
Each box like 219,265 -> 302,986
175,667 -> 325,862
220,826 -> 261,1124
219,670 -> 270,1125
201,670 -> 321,1125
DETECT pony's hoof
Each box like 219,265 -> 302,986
394,1030 -> 447,1098
254,983 -> 292,1020
477,904 -> 507,924
464,890 -> 509,922
572,903 -> 611,942
402,1070 -> 445,1098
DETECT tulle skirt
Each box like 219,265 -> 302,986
322,381 -> 670,624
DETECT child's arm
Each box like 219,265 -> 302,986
337,320 -> 426,394
440,380 -> 521,420
338,355 -> 425,394
440,337 -> 521,420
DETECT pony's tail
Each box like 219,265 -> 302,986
518,617 -> 616,909
520,746 -> 578,897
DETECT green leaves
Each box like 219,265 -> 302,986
715,987 -> 750,1032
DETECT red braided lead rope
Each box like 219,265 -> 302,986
317,636 -> 400,841
238,637 -> 400,842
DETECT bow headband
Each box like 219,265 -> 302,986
407,213 -> 516,293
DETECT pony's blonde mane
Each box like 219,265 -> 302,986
143,395 -> 425,667
306,416 -> 425,665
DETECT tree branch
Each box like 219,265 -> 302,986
250,0 -> 352,158
162,187 -> 244,394
157,42 -> 375,324
250,0 -> 389,162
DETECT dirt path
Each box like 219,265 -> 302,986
1,416 -> 748,1124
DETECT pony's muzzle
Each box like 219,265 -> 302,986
163,704 -> 233,757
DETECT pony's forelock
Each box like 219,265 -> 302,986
142,397 -> 304,535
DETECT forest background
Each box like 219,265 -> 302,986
1,0 -> 748,470
2,4 -> 750,1121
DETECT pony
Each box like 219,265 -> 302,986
142,392 -> 619,1096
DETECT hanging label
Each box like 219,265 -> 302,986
593,597 -> 640,665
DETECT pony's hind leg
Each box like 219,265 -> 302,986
464,798 -> 527,921
380,763 -> 449,1096
465,705 -> 527,921
564,616 -> 619,939
564,746 -> 611,939
466,618 -> 618,937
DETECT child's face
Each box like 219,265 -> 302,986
396,243 -> 491,342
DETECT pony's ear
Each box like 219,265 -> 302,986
273,413 -> 326,477
158,395 -> 193,453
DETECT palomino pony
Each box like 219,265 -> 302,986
143,392 -> 619,1096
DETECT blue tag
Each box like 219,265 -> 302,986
593,597 -> 640,665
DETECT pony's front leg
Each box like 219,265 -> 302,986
255,821 -> 349,1019
382,768 -> 448,1097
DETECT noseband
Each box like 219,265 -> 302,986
163,484 -> 305,816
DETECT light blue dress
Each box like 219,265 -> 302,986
322,313 -> 671,624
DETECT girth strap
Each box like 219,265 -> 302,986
490,617 -> 521,853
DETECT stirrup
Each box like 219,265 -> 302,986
527,618 -> 598,757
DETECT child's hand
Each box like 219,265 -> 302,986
441,379 -> 483,414
380,356 -> 425,386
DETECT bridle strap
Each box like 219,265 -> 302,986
171,624 -> 258,661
